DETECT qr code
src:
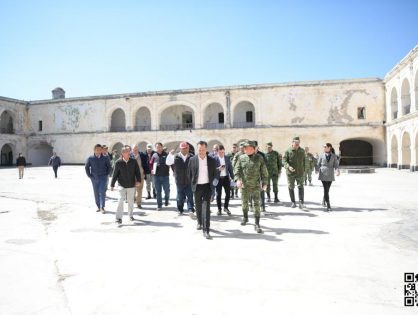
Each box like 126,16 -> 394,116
404,273 -> 418,306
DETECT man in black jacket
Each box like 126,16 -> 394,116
16,153 -> 26,179
150,142 -> 170,210
187,141 -> 217,239
214,145 -> 234,216
166,142 -> 194,215
111,145 -> 141,224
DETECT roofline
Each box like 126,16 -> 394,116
27,77 -> 383,105
0,96 -> 28,104
384,44 -> 418,82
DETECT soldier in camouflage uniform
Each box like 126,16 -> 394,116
265,142 -> 282,203
227,143 -> 239,198
234,140 -> 269,233
283,136 -> 306,209
304,147 -> 315,186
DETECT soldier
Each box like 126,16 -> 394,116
304,147 -> 315,186
265,142 -> 282,203
283,136 -> 306,209
234,140 -> 268,233
254,141 -> 267,213
231,141 -> 246,198
227,143 -> 239,198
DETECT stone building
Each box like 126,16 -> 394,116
1,45 -> 417,171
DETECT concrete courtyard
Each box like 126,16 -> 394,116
0,166 -> 417,315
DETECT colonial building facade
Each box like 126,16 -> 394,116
1,45 -> 417,171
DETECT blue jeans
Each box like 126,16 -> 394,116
91,177 -> 107,209
176,184 -> 194,212
154,176 -> 170,208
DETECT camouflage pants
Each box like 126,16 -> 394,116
241,187 -> 260,216
267,174 -> 279,193
304,169 -> 313,182
287,174 -> 304,189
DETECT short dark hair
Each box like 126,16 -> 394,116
155,142 -> 163,147
197,141 -> 207,147
94,144 -> 102,149
218,145 -> 225,151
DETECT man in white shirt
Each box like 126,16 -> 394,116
187,141 -> 217,239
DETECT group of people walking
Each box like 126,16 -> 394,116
83,136 -> 340,240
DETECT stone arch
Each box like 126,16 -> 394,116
203,102 -> 225,129
110,108 -> 126,132
0,110 -> 14,134
207,139 -> 224,152
134,141 -> 149,152
390,87 -> 398,119
401,78 -> 411,116
28,141 -> 53,166
233,101 -> 255,128
401,131 -> 411,169
390,134 -> 398,168
415,70 -> 418,112
339,139 -> 373,166
160,105 -> 195,131
0,143 -> 14,166
133,107 -> 151,131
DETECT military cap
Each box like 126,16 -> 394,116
292,136 -> 300,142
243,140 -> 257,148
266,142 -> 273,147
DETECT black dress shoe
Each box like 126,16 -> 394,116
217,210 -> 222,215
96,209 -> 101,212
225,208 -> 231,216
203,231 -> 212,239
291,202 -> 297,208
115,219 -> 122,224
129,216 -> 135,221
196,224 -> 202,230
100,208 -> 106,214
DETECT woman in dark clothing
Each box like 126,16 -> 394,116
316,143 -> 340,211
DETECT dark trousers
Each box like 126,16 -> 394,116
91,177 -> 107,209
194,184 -> 211,232
52,166 -> 59,178
154,175 -> 170,208
216,177 -> 231,210
176,184 -> 194,212
321,181 -> 332,205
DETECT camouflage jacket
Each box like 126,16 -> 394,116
265,150 -> 282,175
305,153 -> 316,171
234,153 -> 268,188
283,147 -> 306,176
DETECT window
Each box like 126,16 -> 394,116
218,112 -> 224,123
246,111 -> 253,122
38,120 -> 43,131
357,107 -> 366,120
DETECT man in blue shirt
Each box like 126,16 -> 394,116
85,144 -> 112,213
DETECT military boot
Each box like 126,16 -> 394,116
241,212 -> 249,226
298,187 -> 306,209
254,216 -> 263,233
274,192 -> 280,203
289,188 -> 296,208
267,192 -> 271,202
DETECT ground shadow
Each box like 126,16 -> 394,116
210,228 -> 283,242
117,219 -> 182,228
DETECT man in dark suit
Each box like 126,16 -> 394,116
188,141 -> 217,239
215,145 -> 234,216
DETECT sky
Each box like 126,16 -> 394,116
0,0 -> 417,100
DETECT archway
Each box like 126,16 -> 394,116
390,87 -> 398,119
0,111 -> 14,134
339,139 -> 373,166
134,107 -> 151,131
111,142 -> 124,159
233,101 -> 255,128
110,108 -> 126,132
390,135 -> 398,168
28,142 -> 53,166
401,79 -> 411,116
160,105 -> 195,131
401,132 -> 411,169
0,144 -> 13,166
204,103 -> 225,129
